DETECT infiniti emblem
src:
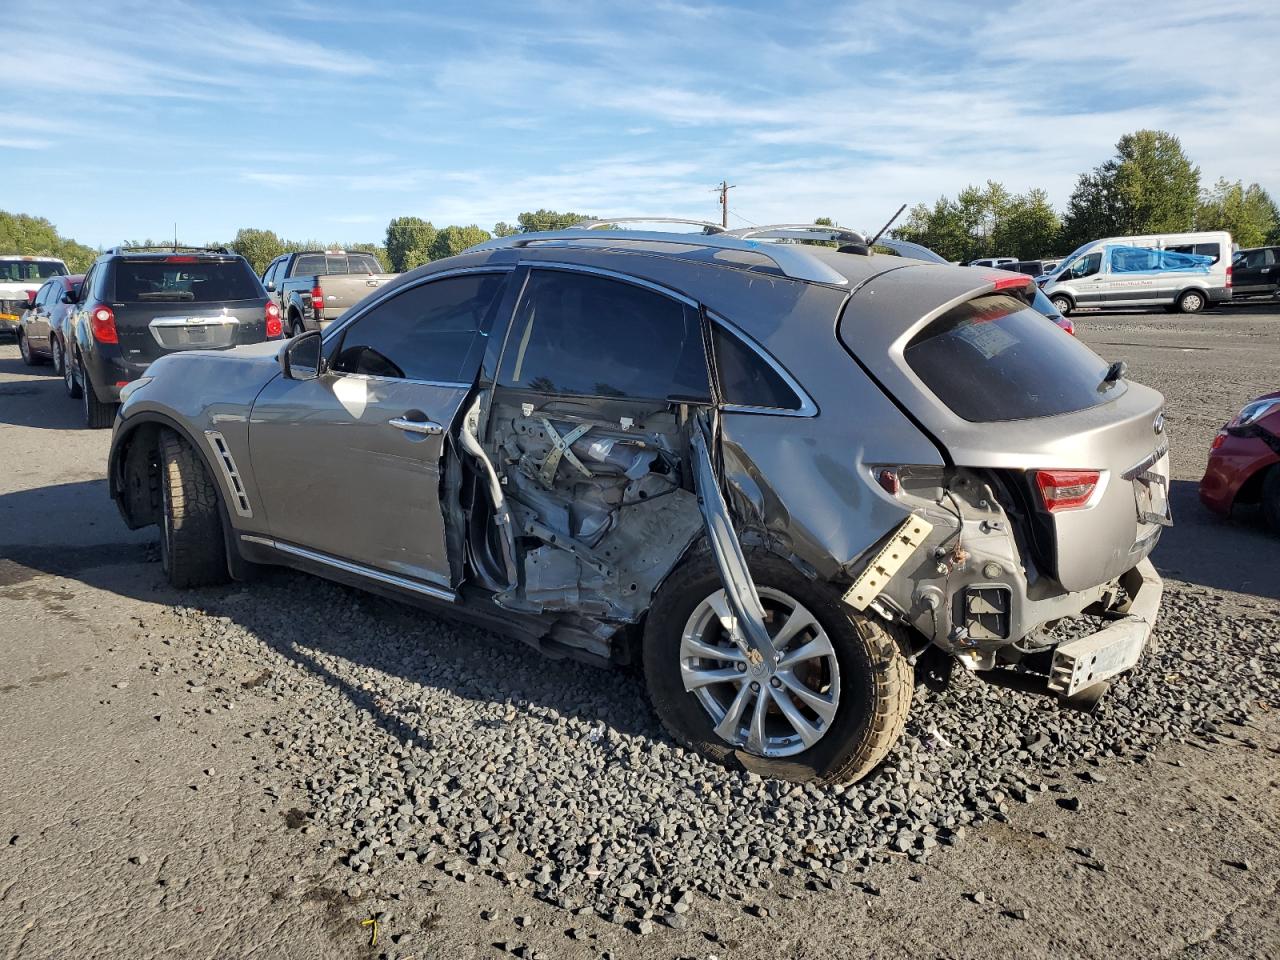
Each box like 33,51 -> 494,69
1154,412 -> 1165,435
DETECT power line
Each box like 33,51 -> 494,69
728,209 -> 760,227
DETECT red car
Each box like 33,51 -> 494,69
1200,391 -> 1280,531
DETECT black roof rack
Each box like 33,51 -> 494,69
105,244 -> 234,256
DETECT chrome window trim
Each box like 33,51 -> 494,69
244,536 -> 456,602
707,312 -> 818,418
329,370 -> 472,390
320,265 -> 514,346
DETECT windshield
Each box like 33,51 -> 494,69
0,260 -> 68,282
112,259 -> 262,302
905,293 -> 1121,421
1050,242 -> 1095,278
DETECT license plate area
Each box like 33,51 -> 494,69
149,317 -> 237,349
1125,449 -> 1172,527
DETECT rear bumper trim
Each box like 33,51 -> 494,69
1047,558 -> 1162,698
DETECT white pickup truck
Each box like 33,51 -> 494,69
261,251 -> 397,334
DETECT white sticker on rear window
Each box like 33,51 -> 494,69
954,322 -> 1017,359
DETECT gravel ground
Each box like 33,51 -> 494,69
3,306 -> 1280,959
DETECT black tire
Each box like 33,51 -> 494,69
64,346 -> 82,398
1050,295 -> 1073,316
79,357 -> 116,429
1177,290 -> 1206,314
1262,465 -> 1280,536
289,313 -> 305,337
18,330 -> 44,366
158,430 -> 229,588
642,551 -> 913,784
51,336 -> 64,378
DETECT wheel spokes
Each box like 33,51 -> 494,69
746,684 -> 769,755
776,670 -> 837,725
681,635 -> 745,663
769,686 -> 824,748
772,606 -> 818,650
713,681 -> 753,744
680,664 -> 742,691
777,629 -> 834,669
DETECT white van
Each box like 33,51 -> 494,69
968,256 -> 1018,268
1041,231 -> 1232,315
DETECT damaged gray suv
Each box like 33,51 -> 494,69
107,221 -> 1169,784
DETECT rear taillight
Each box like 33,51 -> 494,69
1056,317 -> 1075,336
875,468 -> 900,495
986,274 -> 1033,292
1225,265 -> 1233,288
310,285 -> 324,312
265,301 -> 282,338
1211,433 -> 1226,450
1035,469 -> 1100,512
90,304 -> 118,344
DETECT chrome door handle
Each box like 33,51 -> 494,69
388,417 -> 443,435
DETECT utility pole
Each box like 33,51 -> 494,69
713,180 -> 736,229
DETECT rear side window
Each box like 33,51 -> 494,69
500,270 -> 709,401
1166,242 -> 1221,263
331,273 -> 506,382
904,294 -> 1122,422
712,324 -> 802,410
111,259 -> 261,303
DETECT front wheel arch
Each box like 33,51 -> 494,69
110,412 -> 257,580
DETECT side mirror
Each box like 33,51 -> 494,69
61,291 -> 77,305
265,281 -> 276,292
280,330 -> 323,381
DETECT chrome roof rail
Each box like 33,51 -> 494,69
723,223 -> 870,245
573,217 -> 726,234
468,230 -> 850,286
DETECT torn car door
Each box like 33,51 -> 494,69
690,413 -> 778,678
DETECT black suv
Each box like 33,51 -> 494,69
66,247 -> 283,427
1231,246 -> 1280,300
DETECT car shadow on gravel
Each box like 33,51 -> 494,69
0,359 -> 83,431
1152,481 -> 1280,601
1,479 -> 664,751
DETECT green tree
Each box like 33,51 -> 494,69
516,209 -> 589,232
492,221 -> 519,238
893,182 -> 1015,262
1195,179 -> 1279,248
430,225 -> 492,260
1061,130 -> 1200,247
385,217 -> 437,272
230,228 -> 285,274
992,189 -> 1061,260
0,211 -> 98,272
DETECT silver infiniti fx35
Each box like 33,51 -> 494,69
108,223 -> 1169,783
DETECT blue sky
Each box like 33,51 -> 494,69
4,0 -> 1277,248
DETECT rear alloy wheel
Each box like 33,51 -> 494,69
1050,295 -> 1073,316
1177,290 -> 1206,314
64,347 -> 82,398
289,314 -> 305,337
1262,465 -> 1280,535
79,357 -> 116,429
51,337 -> 64,378
643,552 -> 912,783
158,430 -> 229,588
18,330 -> 38,366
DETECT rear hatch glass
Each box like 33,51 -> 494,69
111,259 -> 261,303
294,253 -> 384,275
903,293 -> 1123,422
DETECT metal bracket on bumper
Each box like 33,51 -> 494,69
1047,558 -> 1163,698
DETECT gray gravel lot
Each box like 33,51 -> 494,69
2,306 -> 1279,959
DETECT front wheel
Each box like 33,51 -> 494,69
63,346 -> 82,398
1050,295 -> 1073,316
158,430 -> 229,588
642,552 -> 912,783
1177,290 -> 1206,314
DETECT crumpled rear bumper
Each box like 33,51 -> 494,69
1047,558 -> 1163,698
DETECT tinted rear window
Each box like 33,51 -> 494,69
0,260 -> 67,281
112,259 -> 261,303
293,253 -> 383,275
904,294 -> 1122,422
